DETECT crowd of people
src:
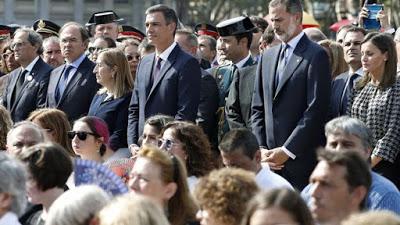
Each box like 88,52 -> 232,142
0,0 -> 400,225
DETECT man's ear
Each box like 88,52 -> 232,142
350,186 -> 368,209
0,193 -> 12,211
164,182 -> 177,200
168,22 -> 177,34
254,149 -> 262,163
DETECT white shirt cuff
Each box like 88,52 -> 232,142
282,146 -> 296,159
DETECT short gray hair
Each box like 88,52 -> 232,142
325,116 -> 373,150
198,35 -> 217,51
176,29 -> 198,48
43,36 -> 60,48
7,121 -> 45,144
45,185 -> 110,225
0,152 -> 27,216
269,0 -> 303,15
14,27 -> 43,55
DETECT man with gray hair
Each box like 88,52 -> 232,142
0,152 -> 27,225
302,116 -> 400,214
252,0 -> 330,189
42,36 -> 64,68
6,121 -> 44,156
2,28 -> 52,122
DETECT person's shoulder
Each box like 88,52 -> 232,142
239,64 -> 257,74
334,71 -> 350,81
371,172 -> 399,193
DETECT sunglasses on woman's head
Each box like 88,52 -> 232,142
67,131 -> 98,140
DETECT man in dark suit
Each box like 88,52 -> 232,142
251,0 -> 331,190
46,22 -> 99,122
175,29 -> 219,150
330,27 -> 366,118
127,4 -> 201,145
2,28 -> 52,122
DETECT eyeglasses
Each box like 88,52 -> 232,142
67,131 -> 98,140
88,47 -> 106,54
125,54 -> 140,61
10,41 -> 29,50
158,138 -> 180,151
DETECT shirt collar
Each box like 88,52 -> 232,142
157,42 -> 177,62
285,31 -> 305,50
22,56 -> 40,73
67,53 -> 86,69
235,53 -> 252,68
355,67 -> 364,76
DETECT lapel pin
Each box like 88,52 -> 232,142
26,75 -> 33,81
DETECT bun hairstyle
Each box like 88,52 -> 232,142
75,116 -> 110,155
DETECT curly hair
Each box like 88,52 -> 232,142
0,105 -> 12,150
194,168 -> 259,225
161,121 -> 216,177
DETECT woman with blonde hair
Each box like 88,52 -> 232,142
28,108 -> 74,156
89,48 -> 133,151
98,194 -> 170,225
319,39 -> 347,78
128,145 -> 197,225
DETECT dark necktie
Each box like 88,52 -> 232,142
56,65 -> 73,102
11,69 -> 28,103
274,44 -> 289,90
151,56 -> 162,86
341,73 -> 360,114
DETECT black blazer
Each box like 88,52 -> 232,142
88,92 -> 131,150
329,71 -> 362,118
127,44 -> 201,145
46,56 -> 100,122
196,69 -> 219,149
3,57 -> 52,122
251,35 -> 331,189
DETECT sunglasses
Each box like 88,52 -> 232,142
158,138 -> 180,151
125,54 -> 140,61
67,131 -> 98,140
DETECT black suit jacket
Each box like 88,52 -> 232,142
329,71 -> 362,118
46,56 -> 100,122
3,57 -> 52,122
196,69 -> 219,149
127,44 -> 201,145
226,64 -> 257,130
251,34 -> 331,189
88,92 -> 131,150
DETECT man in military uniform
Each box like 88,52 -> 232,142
86,10 -> 124,41
207,16 -> 256,139
32,19 -> 61,39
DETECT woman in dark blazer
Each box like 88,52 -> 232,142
89,48 -> 133,151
